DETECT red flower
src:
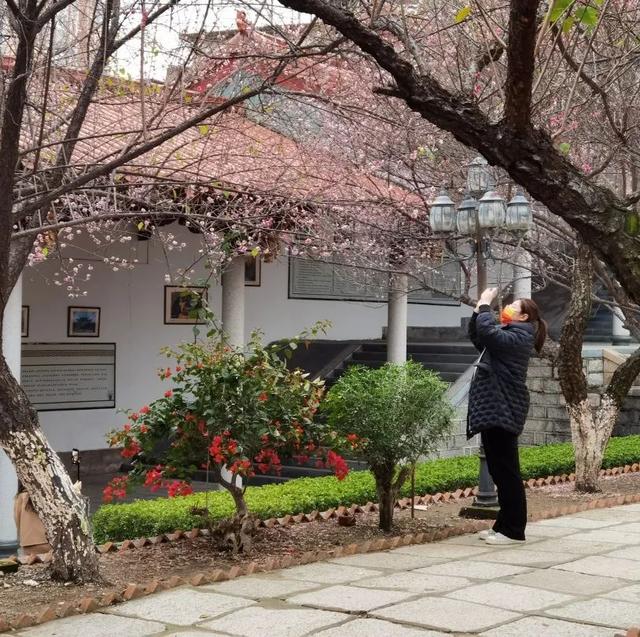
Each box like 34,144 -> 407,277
130,412 -> 139,421
123,423 -> 131,432
144,466 -> 163,492
346,433 -> 358,443
167,480 -> 193,497
102,476 -> 129,502
140,406 -> 150,414
139,424 -> 148,434
164,390 -> 173,398
258,392 -> 268,402
175,366 -> 182,372
326,450 -> 349,481
120,440 -> 141,459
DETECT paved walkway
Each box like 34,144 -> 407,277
14,503 -> 640,636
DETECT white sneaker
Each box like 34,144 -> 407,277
478,529 -> 496,541
485,532 -> 526,546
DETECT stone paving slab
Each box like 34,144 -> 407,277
391,543 -> 491,559
202,576 -> 320,599
553,554 -> 640,580
605,545 -> 640,561
524,524 -> 578,538
571,508 -> 640,522
526,537 -> 623,555
198,606 -> 347,637
104,588 -> 253,625
371,597 -> 521,633
468,548 -> 578,568
445,581 -> 575,612
533,516 -> 621,529
602,583 -> 640,603
273,562 -> 382,584
545,598 -> 640,629
479,616 -> 619,637
155,632 -> 224,636
327,551 -> 442,570
506,568 -> 624,596
614,521 -> 640,533
354,570 -> 472,594
563,528 -> 640,544
314,618 -> 449,636
15,614 -> 165,637
286,584 -> 414,612
415,560 -> 532,580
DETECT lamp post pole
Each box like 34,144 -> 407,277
470,181 -> 498,510
430,158 -> 533,516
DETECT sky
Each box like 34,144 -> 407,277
112,0 -> 308,81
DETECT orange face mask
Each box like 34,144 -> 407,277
500,306 -> 516,325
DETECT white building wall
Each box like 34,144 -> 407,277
22,225 -> 467,453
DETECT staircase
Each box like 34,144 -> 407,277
584,302 -> 614,343
324,341 -> 478,386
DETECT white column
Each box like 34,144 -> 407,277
0,277 -> 21,549
221,256 -> 246,349
513,251 -> 532,300
612,309 -> 631,343
387,273 -> 408,363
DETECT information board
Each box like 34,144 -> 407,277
21,343 -> 116,411
288,257 -> 460,305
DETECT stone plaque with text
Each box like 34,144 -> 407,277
21,343 -> 116,411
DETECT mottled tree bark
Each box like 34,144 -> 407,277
558,244 -> 640,492
0,356 -> 100,581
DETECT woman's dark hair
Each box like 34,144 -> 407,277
518,298 -> 547,354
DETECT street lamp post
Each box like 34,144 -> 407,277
430,156 -> 532,514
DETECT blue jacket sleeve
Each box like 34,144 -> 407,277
475,305 -> 524,350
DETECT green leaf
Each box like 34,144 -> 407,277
562,16 -> 575,33
137,222 -> 144,231
198,124 -> 209,136
557,142 -> 571,155
41,247 -> 49,257
250,247 -> 260,258
454,5 -> 471,23
550,0 -> 574,23
575,6 -> 599,28
288,342 -> 298,350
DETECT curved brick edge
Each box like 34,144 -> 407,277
5,494 -> 640,637
3,490 -> 640,633
6,462 -> 640,567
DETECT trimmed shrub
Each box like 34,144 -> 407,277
92,434 -> 640,543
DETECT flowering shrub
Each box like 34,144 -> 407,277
105,321 -> 349,514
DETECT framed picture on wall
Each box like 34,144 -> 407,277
164,286 -> 208,324
21,306 -> 29,338
68,307 -> 100,337
245,256 -> 261,287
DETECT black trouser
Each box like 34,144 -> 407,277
481,427 -> 527,540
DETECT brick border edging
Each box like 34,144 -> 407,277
9,462 -> 640,566
2,485 -> 640,632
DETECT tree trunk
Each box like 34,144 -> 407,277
0,356 -> 100,582
568,396 -> 618,493
376,480 -> 395,532
373,463 -> 395,532
216,468 -> 248,516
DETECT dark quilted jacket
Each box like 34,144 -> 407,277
466,305 -> 535,439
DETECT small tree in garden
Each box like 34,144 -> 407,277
322,361 -> 453,532
105,320 -> 349,515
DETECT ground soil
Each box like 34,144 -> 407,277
1,472 -> 639,625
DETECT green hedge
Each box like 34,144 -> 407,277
92,435 -> 640,543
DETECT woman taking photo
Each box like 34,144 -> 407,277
467,287 -> 547,545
